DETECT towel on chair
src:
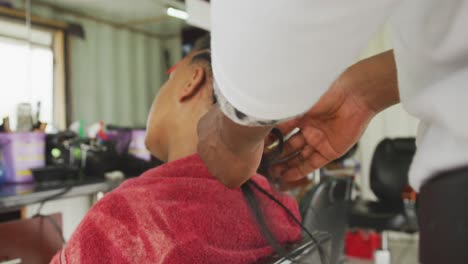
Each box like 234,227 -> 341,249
51,154 -> 301,264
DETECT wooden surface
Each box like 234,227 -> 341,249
0,6 -> 68,30
0,213 -> 63,264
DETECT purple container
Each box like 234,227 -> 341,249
107,130 -> 151,161
0,132 -> 46,183
128,130 -> 151,161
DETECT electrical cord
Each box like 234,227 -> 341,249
32,185 -> 73,244
34,185 -> 73,216
242,182 -> 287,256
243,181 -> 310,264
33,213 -> 67,245
256,128 -> 329,263
249,180 -> 330,264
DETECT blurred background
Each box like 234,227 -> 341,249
0,1 -> 419,263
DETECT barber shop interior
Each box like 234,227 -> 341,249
1,1 -> 467,264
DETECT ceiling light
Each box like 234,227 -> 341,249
166,7 -> 189,20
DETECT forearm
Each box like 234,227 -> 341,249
217,51 -> 399,157
344,50 -> 400,113
197,106 -> 270,188
218,108 -> 272,155
212,0 -> 401,124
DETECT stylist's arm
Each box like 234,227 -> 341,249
199,0 -> 401,188
198,50 -> 400,188
270,50 -> 399,188
197,107 -> 272,188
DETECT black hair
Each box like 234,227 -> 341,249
190,34 -> 212,75
193,34 -> 211,50
193,34 -> 327,263
241,182 -> 285,255
191,51 -> 212,79
190,35 -> 215,103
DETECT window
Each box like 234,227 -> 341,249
0,18 -> 56,130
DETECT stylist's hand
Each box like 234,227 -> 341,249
271,50 -> 399,187
199,51 -> 398,189
270,79 -> 375,187
197,105 -> 272,188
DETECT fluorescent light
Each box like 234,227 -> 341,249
166,7 -> 189,20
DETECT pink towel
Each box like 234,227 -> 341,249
51,154 -> 301,264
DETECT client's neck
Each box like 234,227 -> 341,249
166,119 -> 199,162
164,98 -> 212,162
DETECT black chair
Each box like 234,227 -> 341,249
261,177 -> 348,264
348,138 -> 418,260
259,128 -> 349,264
260,232 -> 332,264
300,176 -> 354,264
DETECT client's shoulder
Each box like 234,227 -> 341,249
107,154 -> 211,192
92,154 -> 218,208
137,154 -> 212,181
60,186 -> 170,263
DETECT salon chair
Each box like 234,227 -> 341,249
259,232 -> 332,264
261,176 -> 353,264
300,175 -> 354,264
259,130 -> 354,263
348,138 -> 418,261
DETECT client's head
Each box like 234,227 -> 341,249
145,36 -> 213,162
146,36 -> 308,258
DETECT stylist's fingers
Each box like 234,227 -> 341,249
282,153 -> 330,182
279,177 -> 311,191
278,133 -> 306,160
281,162 -> 315,183
283,145 -> 314,168
276,118 -> 300,136
301,145 -> 315,158
301,125 -> 341,161
270,145 -> 315,181
269,144 -> 314,179
267,134 -> 305,176
269,156 -> 310,183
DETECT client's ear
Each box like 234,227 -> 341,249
179,66 -> 206,102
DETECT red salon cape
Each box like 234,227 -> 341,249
51,154 -> 301,264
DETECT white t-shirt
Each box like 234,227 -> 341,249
211,0 -> 468,190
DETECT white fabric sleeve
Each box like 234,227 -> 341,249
211,0 -> 403,126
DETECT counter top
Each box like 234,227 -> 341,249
0,177 -> 124,213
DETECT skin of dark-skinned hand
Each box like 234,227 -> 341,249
270,50 -> 399,187
197,84 -> 373,189
269,78 -> 376,186
198,50 -> 398,189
